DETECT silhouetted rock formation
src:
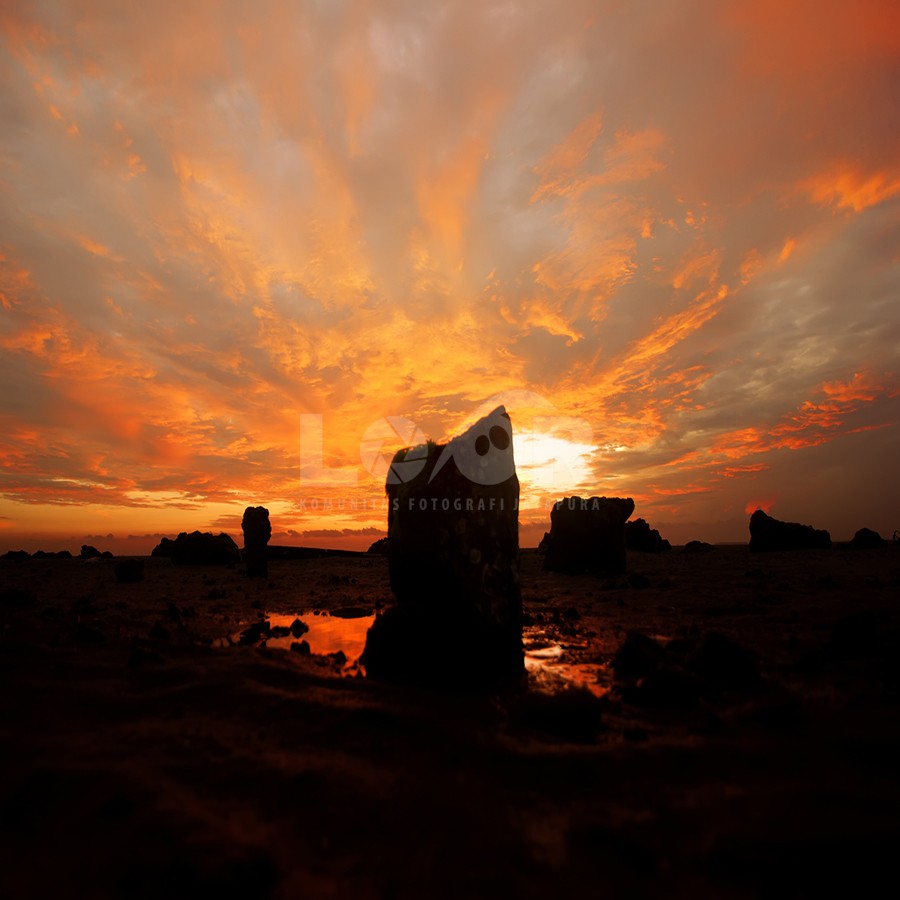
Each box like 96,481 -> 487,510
683,540 -> 714,553
848,528 -> 887,549
151,531 -> 240,565
366,537 -> 388,555
363,406 -> 523,689
80,545 -> 102,559
2,550 -> 31,561
625,518 -> 671,553
32,550 -> 73,559
541,496 -> 635,574
241,506 -> 271,578
748,509 -> 831,552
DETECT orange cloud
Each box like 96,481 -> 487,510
801,165 -> 900,213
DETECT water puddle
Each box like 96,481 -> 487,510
214,609 -> 374,674
217,613 -> 607,695
524,628 -> 609,698
265,611 -> 373,662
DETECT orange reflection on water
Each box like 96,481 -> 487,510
524,629 -> 609,698
265,611 -> 374,666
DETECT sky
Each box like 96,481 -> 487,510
1,0 -> 899,554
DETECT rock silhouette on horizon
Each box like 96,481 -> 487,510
625,517 -> 671,553
848,527 -> 887,549
241,506 -> 271,577
541,496 -> 635,574
363,406 -> 523,689
151,531 -> 240,566
748,509 -> 831,552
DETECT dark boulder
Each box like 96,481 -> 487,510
241,506 -> 271,578
150,531 -> 240,565
612,630 -> 665,680
683,540 -> 714,553
748,509 -> 831,552
2,550 -> 31,560
542,496 -> 635,574
363,406 -> 523,689
848,527 -> 887,549
623,665 -> 701,709
625,518 -> 671,553
366,537 -> 389,555
614,629 -> 763,708
80,545 -> 103,559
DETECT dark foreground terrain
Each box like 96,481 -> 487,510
1,546 -> 899,898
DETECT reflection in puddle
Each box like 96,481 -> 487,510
215,611 -> 375,673
524,628 -> 609,698
218,615 -> 606,695
265,612 -> 374,664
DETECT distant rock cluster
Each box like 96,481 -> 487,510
151,531 -> 240,565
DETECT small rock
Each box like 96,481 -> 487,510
612,631 -> 665,680
624,666 -> 700,709
238,621 -> 270,644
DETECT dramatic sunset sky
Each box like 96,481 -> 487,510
1,0 -> 898,553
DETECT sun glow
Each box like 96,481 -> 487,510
516,431 -> 596,497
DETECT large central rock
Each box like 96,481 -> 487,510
363,406 -> 523,689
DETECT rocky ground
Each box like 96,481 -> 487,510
1,545 -> 899,898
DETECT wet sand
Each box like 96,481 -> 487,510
1,546 -> 899,898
